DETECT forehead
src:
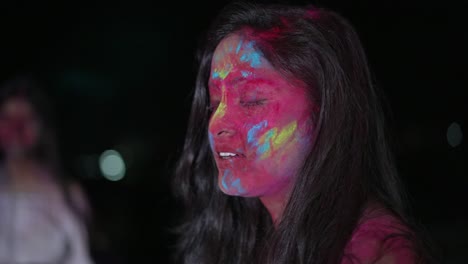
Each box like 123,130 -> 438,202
212,34 -> 259,61
210,34 -> 275,83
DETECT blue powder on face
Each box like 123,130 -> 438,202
247,120 -> 268,145
231,178 -> 246,194
241,71 -> 252,78
221,169 -> 246,195
240,41 -> 262,68
236,39 -> 243,54
221,169 -> 231,190
256,129 -> 275,156
208,132 -> 215,151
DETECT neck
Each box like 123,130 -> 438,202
6,155 -> 38,180
259,182 -> 293,226
7,155 -> 31,168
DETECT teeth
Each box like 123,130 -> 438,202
219,152 -> 237,157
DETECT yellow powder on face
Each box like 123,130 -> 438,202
273,121 -> 297,149
212,101 -> 226,121
211,85 -> 229,121
218,67 -> 231,80
257,121 -> 297,160
213,62 -> 233,80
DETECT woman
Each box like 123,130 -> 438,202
174,2 -> 435,263
0,76 -> 94,264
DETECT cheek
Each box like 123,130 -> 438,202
208,132 -> 215,150
245,116 -> 313,171
245,108 -> 311,155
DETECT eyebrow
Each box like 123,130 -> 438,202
209,76 -> 274,90
209,76 -> 244,88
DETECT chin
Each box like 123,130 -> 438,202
218,180 -> 248,196
217,177 -> 269,198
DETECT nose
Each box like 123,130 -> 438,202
210,117 -> 237,138
209,106 -> 237,139
216,127 -> 236,137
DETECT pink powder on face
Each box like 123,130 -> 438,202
0,98 -> 39,151
208,33 -> 316,201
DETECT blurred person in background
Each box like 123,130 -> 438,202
0,75 -> 94,264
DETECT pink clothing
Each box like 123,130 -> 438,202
342,208 -> 416,264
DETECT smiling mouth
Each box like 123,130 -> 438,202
218,152 -> 245,159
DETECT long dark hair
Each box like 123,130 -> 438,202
173,2 -> 435,263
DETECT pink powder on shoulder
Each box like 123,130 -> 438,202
341,208 -> 417,264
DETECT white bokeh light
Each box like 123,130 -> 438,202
99,149 -> 126,181
447,122 -> 463,148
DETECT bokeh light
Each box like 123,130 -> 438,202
99,149 -> 126,181
447,122 -> 463,148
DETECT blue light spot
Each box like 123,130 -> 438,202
212,72 -> 220,79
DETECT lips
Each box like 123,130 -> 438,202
213,143 -> 246,169
215,151 -> 244,171
216,150 -> 245,159
218,151 -> 239,159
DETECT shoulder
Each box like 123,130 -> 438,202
67,180 -> 91,217
342,206 -> 418,264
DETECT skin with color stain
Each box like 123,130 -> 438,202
0,98 -> 40,156
208,33 -> 316,222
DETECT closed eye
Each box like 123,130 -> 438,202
240,99 -> 267,108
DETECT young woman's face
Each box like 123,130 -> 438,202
0,97 -> 40,156
208,34 -> 316,197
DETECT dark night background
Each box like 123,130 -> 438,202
1,0 -> 467,263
